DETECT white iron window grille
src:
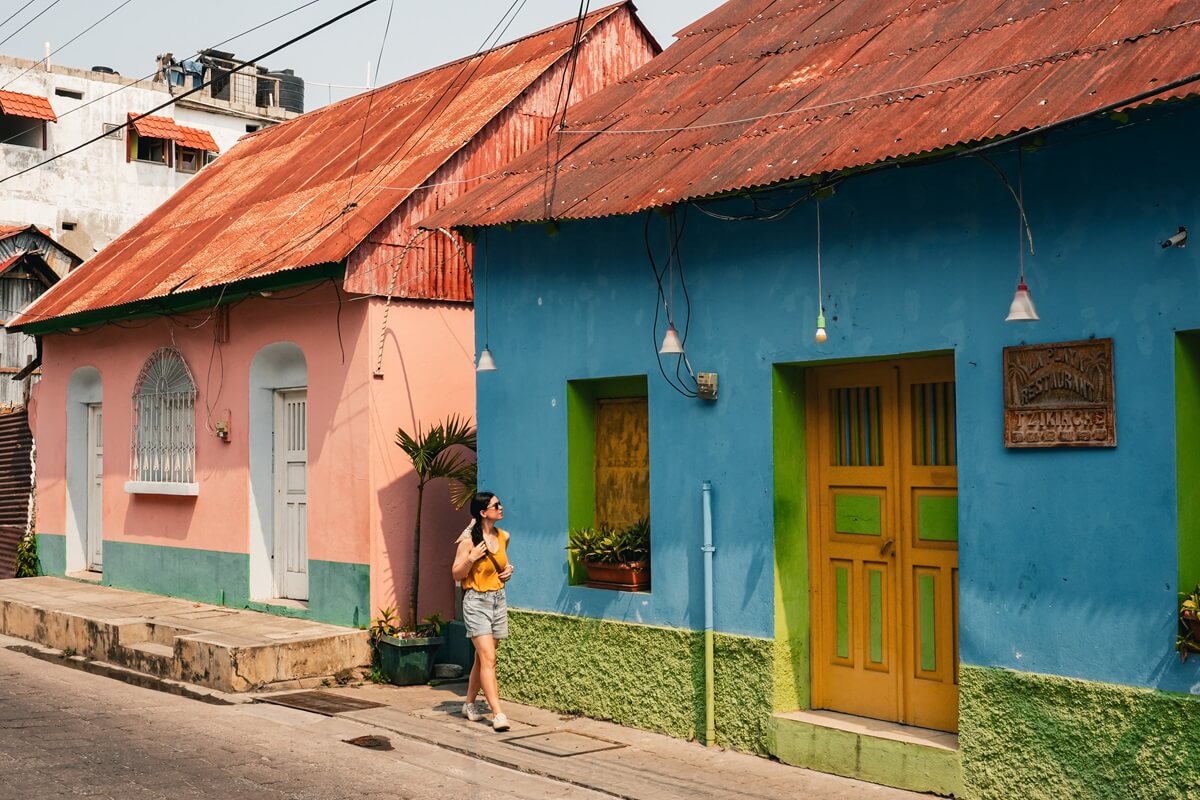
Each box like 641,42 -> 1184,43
130,347 -> 197,484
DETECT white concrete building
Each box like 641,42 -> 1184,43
0,54 -> 299,257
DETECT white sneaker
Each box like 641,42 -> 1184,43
462,702 -> 483,722
491,713 -> 510,732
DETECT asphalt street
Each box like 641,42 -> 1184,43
0,641 -> 608,800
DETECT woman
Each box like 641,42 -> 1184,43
451,491 -> 514,731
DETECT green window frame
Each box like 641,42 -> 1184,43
566,375 -> 649,586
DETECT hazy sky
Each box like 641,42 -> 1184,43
0,0 -> 725,108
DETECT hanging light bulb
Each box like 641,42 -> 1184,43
659,323 -> 684,355
1005,282 -> 1039,321
476,347 -> 497,372
812,198 -> 832,345
1005,150 -> 1040,322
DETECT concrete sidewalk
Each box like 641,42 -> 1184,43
0,577 -> 369,691
0,577 -> 927,797
276,681 -> 928,800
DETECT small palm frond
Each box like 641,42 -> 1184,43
447,461 -> 477,510
396,416 -> 478,484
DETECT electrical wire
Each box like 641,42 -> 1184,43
1,0 -> 380,187
540,0 -> 588,216
1,0 -> 137,92
0,0 -> 330,149
555,17 -> 1200,138
343,0 -> 396,214
209,0 -> 533,292
556,0 -> 589,130
336,0 -> 531,209
644,210 -> 696,398
0,0 -> 65,50
0,1 -> 41,36
974,154 -> 1035,256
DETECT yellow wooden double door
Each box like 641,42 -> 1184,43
807,357 -> 959,732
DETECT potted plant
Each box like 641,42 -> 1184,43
567,517 -> 650,591
370,607 -> 446,685
1178,585 -> 1200,662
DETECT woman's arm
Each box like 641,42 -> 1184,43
452,537 -> 486,582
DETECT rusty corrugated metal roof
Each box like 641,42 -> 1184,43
423,0 -> 1200,229
130,114 -> 220,152
0,89 -> 56,122
11,2 -> 639,328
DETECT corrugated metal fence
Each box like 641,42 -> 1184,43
0,408 -> 33,579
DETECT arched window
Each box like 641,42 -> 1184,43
130,348 -> 196,485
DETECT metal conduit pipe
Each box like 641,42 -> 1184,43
702,480 -> 716,746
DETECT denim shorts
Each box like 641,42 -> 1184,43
462,588 -> 508,640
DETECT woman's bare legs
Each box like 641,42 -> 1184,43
471,634 -> 503,716
467,654 -> 481,705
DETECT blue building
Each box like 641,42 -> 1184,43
424,1 -> 1200,797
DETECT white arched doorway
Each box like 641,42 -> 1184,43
248,343 -> 308,601
65,366 -> 102,574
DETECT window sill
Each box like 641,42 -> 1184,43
124,480 -> 199,496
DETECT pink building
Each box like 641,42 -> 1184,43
10,4 -> 657,628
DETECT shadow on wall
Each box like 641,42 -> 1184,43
376,473 -> 464,624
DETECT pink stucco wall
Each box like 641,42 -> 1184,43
366,298 -> 476,623
32,283 -> 475,624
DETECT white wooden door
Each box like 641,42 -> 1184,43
274,389 -> 308,600
86,403 -> 103,571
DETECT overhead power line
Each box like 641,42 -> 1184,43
0,0 -> 65,49
0,0 -> 41,35
1,0 -> 138,92
0,0 -> 329,148
0,0 -> 381,187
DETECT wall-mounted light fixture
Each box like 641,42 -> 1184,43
1163,226 -> 1188,249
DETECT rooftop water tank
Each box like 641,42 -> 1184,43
257,69 -> 304,114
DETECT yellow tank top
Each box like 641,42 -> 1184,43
460,527 -> 509,592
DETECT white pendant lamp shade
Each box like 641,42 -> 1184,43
659,324 -> 684,355
476,347 -> 497,372
1005,281 -> 1039,322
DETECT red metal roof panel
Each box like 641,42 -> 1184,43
12,2 -> 654,327
0,89 -> 56,122
423,0 -> 1200,229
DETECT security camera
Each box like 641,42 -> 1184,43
1162,226 -> 1188,249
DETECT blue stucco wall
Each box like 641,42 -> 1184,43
476,100 -> 1200,693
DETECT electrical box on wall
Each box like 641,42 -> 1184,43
697,372 -> 718,401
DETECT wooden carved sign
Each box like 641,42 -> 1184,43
1003,338 -> 1116,448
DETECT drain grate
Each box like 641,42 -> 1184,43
503,730 -> 628,757
257,690 -> 384,716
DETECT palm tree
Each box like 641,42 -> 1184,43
395,415 -> 477,630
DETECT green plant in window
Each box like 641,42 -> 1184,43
567,517 -> 650,565
1177,585 -> 1200,661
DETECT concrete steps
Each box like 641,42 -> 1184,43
0,577 -> 370,692
768,709 -> 960,797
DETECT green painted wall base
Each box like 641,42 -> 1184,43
246,560 -> 370,628
34,533 -> 65,576
961,665 -> 1200,800
767,713 -> 961,796
102,541 -> 368,627
497,609 -> 773,753
104,540 -> 250,607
